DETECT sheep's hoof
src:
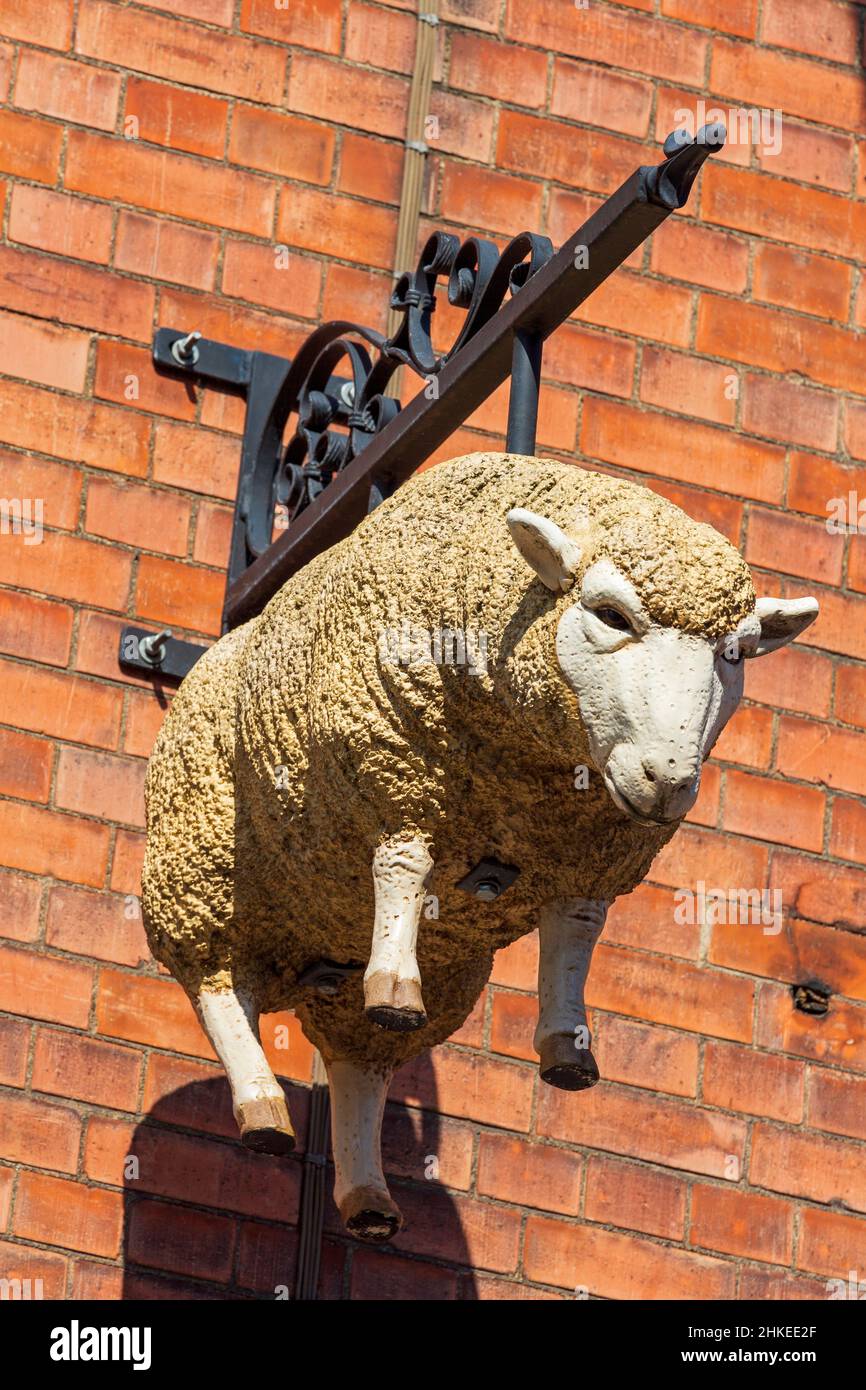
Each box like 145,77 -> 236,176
238,1096 -> 296,1155
340,1185 -> 403,1244
364,971 -> 427,1032
538,1035 -> 600,1092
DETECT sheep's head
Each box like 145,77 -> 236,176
507,504 -> 818,827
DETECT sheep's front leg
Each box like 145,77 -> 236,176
197,985 -> 295,1154
534,897 -> 608,1091
364,838 -> 432,1031
327,1059 -> 402,1242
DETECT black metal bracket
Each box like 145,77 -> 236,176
118,625 -> 209,682
130,123 -> 726,683
456,857 -> 521,901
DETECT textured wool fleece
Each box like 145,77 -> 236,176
142,453 -> 755,1071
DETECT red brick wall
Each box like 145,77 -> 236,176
1,0 -> 865,1301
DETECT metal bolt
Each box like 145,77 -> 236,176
475,879 -> 501,902
138,629 -> 172,667
340,381 -> 356,408
171,330 -> 201,367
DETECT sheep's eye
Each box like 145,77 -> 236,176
594,606 -> 633,633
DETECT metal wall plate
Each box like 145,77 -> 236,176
118,626 -> 209,683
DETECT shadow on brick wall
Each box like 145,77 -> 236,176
120,1055 -> 475,1300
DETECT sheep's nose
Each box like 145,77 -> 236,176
641,755 -> 698,800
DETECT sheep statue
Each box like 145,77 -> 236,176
142,452 -> 818,1242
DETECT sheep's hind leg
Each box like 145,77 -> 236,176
364,838 -> 431,1032
328,1058 -> 402,1242
534,897 -> 608,1091
197,984 -> 295,1154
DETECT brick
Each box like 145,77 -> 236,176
0,1239 -> 68,1299
711,38 -> 866,133
464,380 -> 577,452
713,704 -> 773,769
809,1068 -> 866,1142
787,451 -> 863,521
584,1156 -> 686,1240
277,184 -> 396,272
241,0 -> 342,50
778,714 -> 866,798
498,109 -> 648,199
8,186 -> 111,268
784,582 -> 866,662
849,536 -> 866,595
772,850 -> 866,934
762,0 -> 859,64
229,106 -> 334,188
159,285 -> 307,361
193,503 -> 232,568
345,1 -> 424,75
846,401 -> 866,460
836,663 -> 866,729
0,244 -> 153,342
439,163 -> 543,239
131,1201 -> 222,1282
591,946 -> 754,1044
472,1276 -> 563,1301
0,1090 -> 81,1172
33,1028 -> 141,1112
386,1185 -> 521,1273
114,211 -> 218,291
538,1083 -> 747,1180
739,1267 -> 829,1300
86,477 -> 191,558
0,377 -> 150,478
142,1054 -> 235,1140
552,59 -> 652,138
56,747 -> 146,828
0,867 -> 43,946
0,307 -> 90,395
136,555 -> 224,636
94,341 -> 194,423
699,292 -> 866,397
649,218 -> 749,294
0,658 -> 121,749
758,243 -> 852,331
289,54 -> 408,140
14,50 -> 120,130
704,1041 -> 804,1122
746,507 -> 843,584
0,527 -> 133,613
505,1 -> 707,84
338,133 -> 403,206
0,109 -> 63,183
350,1247 -> 457,1301
0,589 -> 71,669
798,1207 -> 866,1279
491,932 -> 538,991
542,322 -> 636,398
661,0 -> 757,37
112,832 -> 146,897
756,979 -> 866,1073
0,802 -> 109,888
0,0 -> 74,48
639,347 -> 736,426
703,164 -> 866,263
0,44 -> 10,102
831,797 -> 866,864
595,1015 -> 699,1097
691,1184 -> 793,1264
652,826 -> 770,899
0,726 -> 52,803
125,77 -> 228,160
605,882 -> 701,961
759,121 -> 854,196
393,1047 -> 533,1131
647,480 -> 744,546
748,376 -> 840,453
0,941 -> 93,1027
524,1216 -> 735,1298
78,0 -> 284,102
581,399 -> 785,504
66,131 -> 276,237
222,240 -> 322,319
46,885 -> 149,968
124,690 -> 171,759
236,1221 -> 299,1294
96,969 -> 213,1059
0,1014 -> 31,1085
70,1262 -> 124,1299
451,34 -> 548,109
477,1134 -> 581,1215
751,1123 -> 866,1214
722,769 -> 825,852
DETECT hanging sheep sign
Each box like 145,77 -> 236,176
142,453 -> 818,1242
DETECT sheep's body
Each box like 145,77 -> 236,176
142,452 -> 755,1074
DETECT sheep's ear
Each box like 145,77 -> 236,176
507,508 -> 582,593
750,596 -> 819,657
